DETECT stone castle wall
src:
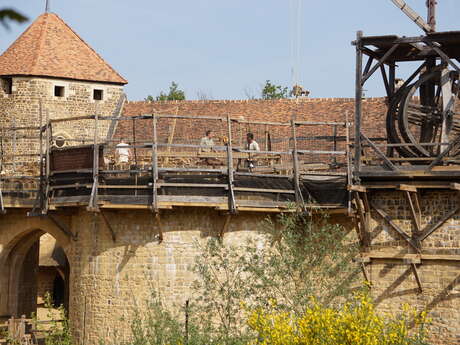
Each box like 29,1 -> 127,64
0,76 -> 124,175
0,194 -> 459,344
364,191 -> 460,345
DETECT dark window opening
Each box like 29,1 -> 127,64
2,77 -> 12,94
93,89 -> 103,101
54,86 -> 65,97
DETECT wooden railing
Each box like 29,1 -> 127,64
0,113 -> 351,213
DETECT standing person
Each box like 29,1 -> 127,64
246,132 -> 260,170
115,139 -> 131,166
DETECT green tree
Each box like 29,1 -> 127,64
261,80 -> 290,99
147,81 -> 186,101
0,8 -> 28,30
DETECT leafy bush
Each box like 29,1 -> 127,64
247,293 -> 429,345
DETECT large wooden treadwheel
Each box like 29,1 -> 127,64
386,67 -> 460,159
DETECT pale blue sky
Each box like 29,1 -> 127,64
1,0 -> 459,100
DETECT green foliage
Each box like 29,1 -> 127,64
42,292 -> 73,345
190,211 -> 360,340
261,80 -> 290,99
146,82 -> 186,102
0,8 -> 28,30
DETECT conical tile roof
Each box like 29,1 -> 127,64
0,12 -> 127,84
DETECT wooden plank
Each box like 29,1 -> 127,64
157,183 -> 227,188
234,187 -> 295,194
294,121 -> 347,126
49,115 -> 95,123
398,184 -> 417,192
348,185 -> 367,192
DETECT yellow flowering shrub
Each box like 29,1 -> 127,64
247,295 -> 429,345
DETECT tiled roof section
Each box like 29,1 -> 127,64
117,97 -> 388,141
0,12 -> 127,84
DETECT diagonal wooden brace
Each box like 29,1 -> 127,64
370,201 -> 421,252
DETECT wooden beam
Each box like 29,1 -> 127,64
226,114 -> 237,214
398,184 -> 417,192
418,203 -> 460,242
362,252 -> 460,261
151,114 -> 159,212
361,133 -> 398,171
411,263 -> 423,293
362,43 -> 400,84
219,214 -> 231,239
404,191 -> 421,233
291,117 -> 304,205
46,213 -> 76,241
155,213 -> 163,243
348,185 -> 366,193
450,183 -> 460,191
370,201 -> 420,252
100,210 -> 116,242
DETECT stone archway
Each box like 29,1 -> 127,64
0,224 -> 71,320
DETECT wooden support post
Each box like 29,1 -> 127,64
389,63 -> 396,98
361,262 -> 370,284
370,201 -> 421,252
132,118 -> 138,166
354,31 -> 363,177
345,112 -> 353,215
46,213 -> 76,240
363,56 -> 374,76
404,191 -> 421,234
164,107 -> 178,165
354,191 -> 370,246
291,117 -> 304,205
151,114 -> 159,213
43,112 -> 51,214
226,114 -> 237,214
88,112 -> 99,211
155,213 -> 163,243
12,117 -> 16,172
100,210 -> 116,242
411,262 -> 423,293
220,214 -> 231,240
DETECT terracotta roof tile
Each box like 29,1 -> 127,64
0,12 -> 127,84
